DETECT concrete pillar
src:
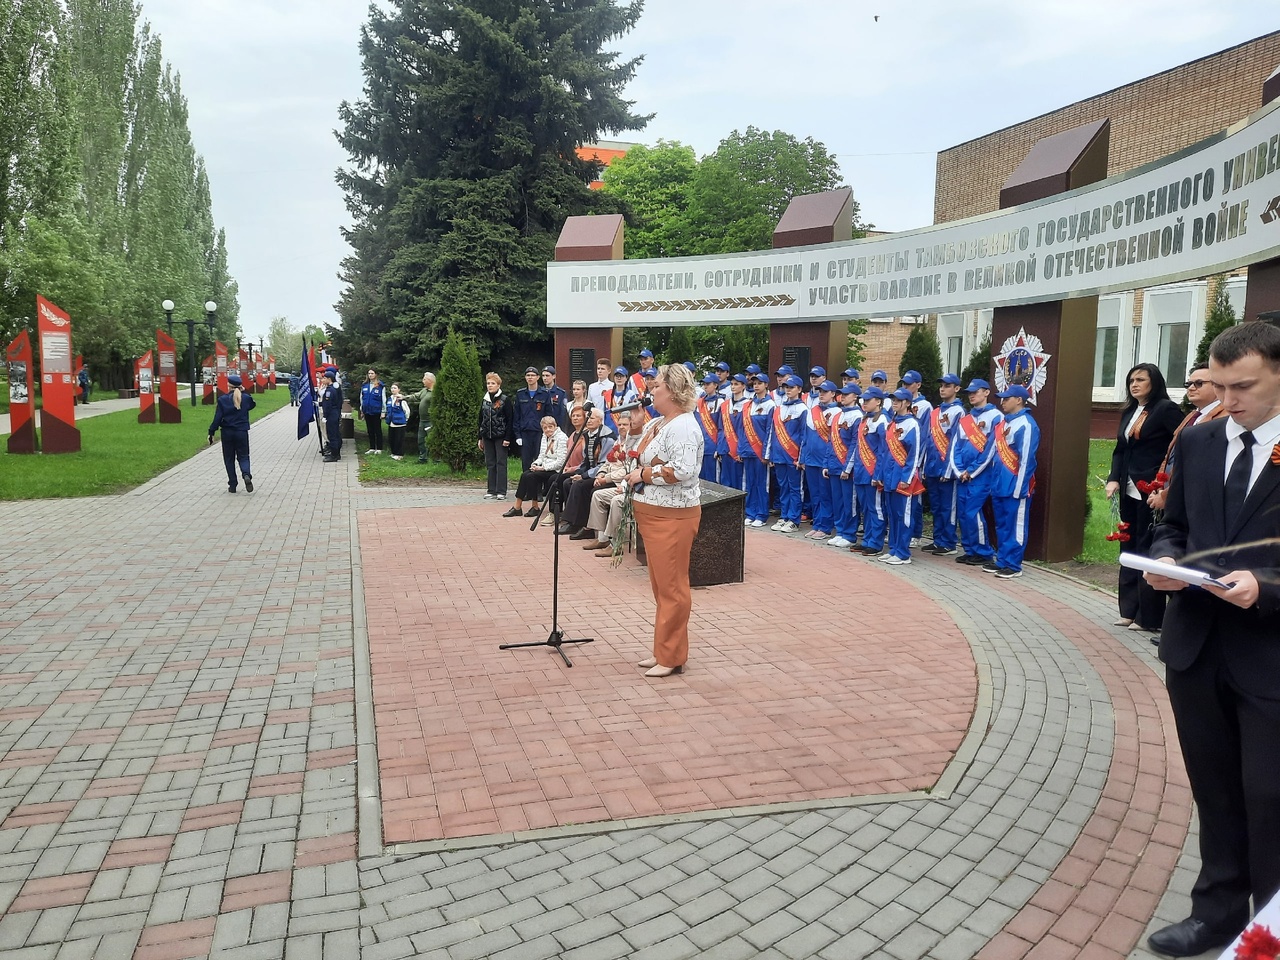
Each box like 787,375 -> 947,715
553,215 -> 625,384
1242,66 -> 1280,325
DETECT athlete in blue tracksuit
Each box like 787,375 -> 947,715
826,383 -> 862,548
948,379 -> 1004,564
768,375 -> 807,532
899,370 -> 933,543
717,374 -> 748,491
990,386 -> 1040,577
922,374 -> 965,556
695,376 -> 722,482
740,377 -> 775,525
852,387 -> 889,555
880,389 -> 922,564
801,379 -> 839,539
210,373 -> 256,492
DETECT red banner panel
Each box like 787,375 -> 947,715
157,329 -> 180,423
238,349 -> 252,393
137,350 -> 155,423
215,342 -> 229,396
6,330 -> 36,453
36,296 -> 80,453
268,355 -> 277,389
202,354 -> 215,404
254,352 -> 266,391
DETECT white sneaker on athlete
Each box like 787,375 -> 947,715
827,536 -> 852,548
909,538 -> 921,548
779,520 -> 798,533
750,519 -> 765,528
880,555 -> 912,565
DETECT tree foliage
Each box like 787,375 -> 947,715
898,324 -> 943,406
960,332 -> 994,396
0,0 -> 239,388
1195,275 -> 1238,368
429,329 -> 484,471
333,0 -> 649,375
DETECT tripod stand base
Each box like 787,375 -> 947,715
500,630 -> 594,667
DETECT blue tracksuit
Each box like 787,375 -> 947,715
801,401 -> 837,534
768,398 -> 806,524
908,395 -> 933,540
949,403 -> 1004,559
696,393 -> 721,483
991,408 -> 1040,572
740,394 -> 774,522
827,404 -> 861,542
922,399 -> 964,551
853,412 -> 887,550
717,394 -> 747,491
881,413 -> 921,560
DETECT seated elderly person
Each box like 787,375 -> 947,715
556,405 -> 616,537
581,409 -> 644,556
503,416 -> 567,518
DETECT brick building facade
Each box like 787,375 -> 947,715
928,31 -> 1280,435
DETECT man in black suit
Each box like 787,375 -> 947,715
1144,321 -> 1280,957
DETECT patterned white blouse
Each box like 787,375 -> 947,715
633,412 -> 704,508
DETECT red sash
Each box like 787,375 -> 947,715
722,400 -> 743,461
829,409 -> 849,463
771,405 -> 800,463
929,408 -> 950,457
696,397 -> 718,442
810,406 -> 832,443
886,423 -> 910,467
603,388 -> 614,409
995,422 -> 1019,474
742,402 -> 767,459
630,371 -> 647,397
957,414 -> 988,452
857,419 -> 877,474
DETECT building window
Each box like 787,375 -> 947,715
1225,276 -> 1247,321
1093,296 -> 1122,389
946,336 -> 963,376
1158,322 -> 1191,384
938,312 -> 964,374
1144,287 -> 1195,385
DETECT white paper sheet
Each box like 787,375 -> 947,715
1119,553 -> 1234,589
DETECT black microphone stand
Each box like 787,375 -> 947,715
499,419 -> 595,667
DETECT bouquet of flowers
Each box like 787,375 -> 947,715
1104,492 -> 1131,543
1235,923 -> 1280,960
610,451 -> 642,567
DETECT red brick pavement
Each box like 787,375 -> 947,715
361,505 -> 977,843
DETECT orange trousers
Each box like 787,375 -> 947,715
633,501 -> 701,668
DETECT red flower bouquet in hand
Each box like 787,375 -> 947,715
1104,493 -> 1131,542
1235,923 -> 1280,960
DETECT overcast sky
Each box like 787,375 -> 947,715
137,0 -> 1275,341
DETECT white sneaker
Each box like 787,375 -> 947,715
366,449 -> 376,455
827,536 -> 852,548
750,519 -> 765,528
770,520 -> 785,531
880,555 -> 912,565
483,493 -> 498,500
779,520 -> 798,533
909,538 -> 921,548
744,518 -> 753,526
495,494 -> 506,500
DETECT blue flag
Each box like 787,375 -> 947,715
297,341 -> 316,439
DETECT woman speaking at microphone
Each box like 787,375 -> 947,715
625,364 -> 704,678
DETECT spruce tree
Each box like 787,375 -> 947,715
334,0 -> 649,373
1194,275 -> 1237,367
959,332 -> 993,396
898,324 -> 943,405
429,329 -> 484,472
663,326 -> 696,368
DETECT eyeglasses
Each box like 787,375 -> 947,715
1184,379 -> 1209,389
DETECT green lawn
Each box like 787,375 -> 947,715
0,389 -> 291,499
1081,438 -> 1121,565
352,420 -> 486,483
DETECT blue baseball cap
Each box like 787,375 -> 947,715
997,384 -> 1030,400
731,373 -> 748,384
861,386 -> 886,400
871,369 -> 888,381
784,374 -> 804,388
639,348 -> 654,359
890,388 -> 913,402
701,374 -> 718,384
776,365 -> 794,377
640,367 -> 657,378
965,378 -> 991,392
844,368 -> 860,379
840,383 -> 862,396
819,380 -> 839,392
715,361 -> 730,372
683,361 -> 697,372
938,373 -> 961,385
745,364 -> 762,375
613,366 -> 629,376
809,366 -> 826,377
901,370 -> 922,385
227,374 -> 243,386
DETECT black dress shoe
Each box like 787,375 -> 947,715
568,528 -> 595,541
1147,917 -> 1236,957
502,507 -> 522,518
524,507 -> 540,517
244,477 -> 254,493
555,523 -> 574,535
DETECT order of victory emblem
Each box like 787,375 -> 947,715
994,327 -> 1051,405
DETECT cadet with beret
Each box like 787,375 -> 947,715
541,366 -> 569,429
512,367 -> 551,471
319,366 -> 343,462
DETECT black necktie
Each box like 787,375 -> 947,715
1224,430 -> 1255,529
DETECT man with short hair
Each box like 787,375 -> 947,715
588,358 -> 612,411
1147,363 -> 1227,512
714,361 -> 732,398
512,367 -> 551,471
403,372 -> 436,463
843,368 -> 861,388
541,366 -> 569,428
630,349 -> 656,396
1144,321 -> 1280,958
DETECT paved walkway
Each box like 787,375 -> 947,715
0,405 -> 1211,959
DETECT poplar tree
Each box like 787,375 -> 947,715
334,0 -> 649,372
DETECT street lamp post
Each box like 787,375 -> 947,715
163,300 -> 218,407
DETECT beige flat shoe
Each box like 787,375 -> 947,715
638,657 -> 658,668
644,664 -> 683,677
1113,618 -> 1133,626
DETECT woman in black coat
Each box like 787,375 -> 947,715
1105,362 -> 1184,632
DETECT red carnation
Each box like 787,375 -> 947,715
1136,480 -> 1151,494
1155,471 -> 1170,484
627,450 -> 640,459
1235,923 -> 1280,960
